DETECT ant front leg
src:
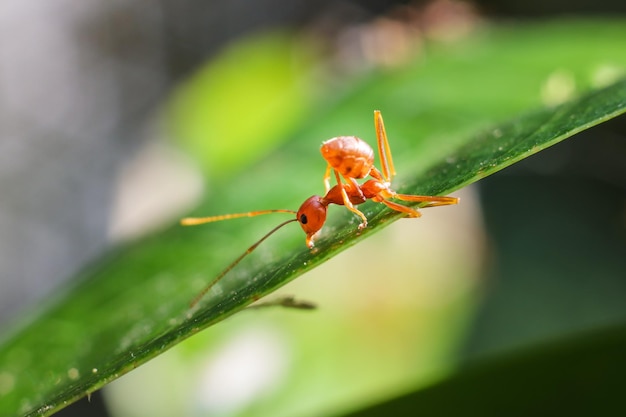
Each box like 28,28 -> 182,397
334,170 -> 368,229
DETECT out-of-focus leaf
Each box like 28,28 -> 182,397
169,31 -> 317,177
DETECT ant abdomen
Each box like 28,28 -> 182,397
321,136 -> 374,179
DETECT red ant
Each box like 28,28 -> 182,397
182,110 -> 458,306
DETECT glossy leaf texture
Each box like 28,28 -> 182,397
0,20 -> 625,417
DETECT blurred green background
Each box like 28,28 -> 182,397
0,1 -> 624,416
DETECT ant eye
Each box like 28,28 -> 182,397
299,214 -> 308,224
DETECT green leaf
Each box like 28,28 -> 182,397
1,20 -> 625,417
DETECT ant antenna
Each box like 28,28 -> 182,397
183,211 -> 298,307
181,209 -> 296,225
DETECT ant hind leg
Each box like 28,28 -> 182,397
394,193 -> 459,208
374,192 -> 458,218
378,198 -> 422,218
374,110 -> 396,182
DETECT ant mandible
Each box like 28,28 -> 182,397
181,110 -> 458,306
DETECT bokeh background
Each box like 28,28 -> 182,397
0,1 -> 624,416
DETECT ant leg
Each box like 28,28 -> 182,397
345,177 -> 366,200
334,170 -> 368,229
323,163 -> 332,193
378,198 -> 422,218
394,193 -> 459,208
374,110 -> 396,182
373,190 -> 458,218
368,167 -> 386,183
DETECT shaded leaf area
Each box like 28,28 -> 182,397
0,21 -> 625,417
342,323 -> 626,417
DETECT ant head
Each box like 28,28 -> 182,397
297,195 -> 327,248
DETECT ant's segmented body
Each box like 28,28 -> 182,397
182,110 -> 458,306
